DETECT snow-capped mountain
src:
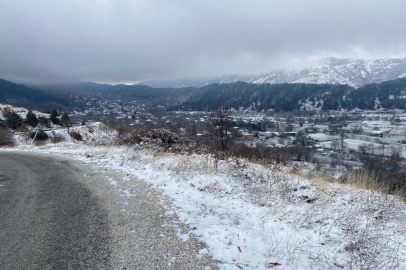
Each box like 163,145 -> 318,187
142,58 -> 406,88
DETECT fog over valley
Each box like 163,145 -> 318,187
1,0 -> 406,84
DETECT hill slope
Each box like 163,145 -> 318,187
27,77 -> 406,112
32,82 -> 197,106
0,78 -> 71,110
181,78 -> 406,111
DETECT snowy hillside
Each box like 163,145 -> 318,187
143,58 -> 406,88
0,103 -> 50,120
5,143 -> 406,270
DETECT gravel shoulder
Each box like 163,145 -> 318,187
0,151 -> 218,269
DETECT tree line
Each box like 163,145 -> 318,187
178,78 -> 406,112
0,108 -> 71,130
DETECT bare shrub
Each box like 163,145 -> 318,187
0,127 -> 14,146
51,133 -> 66,144
116,128 -> 182,148
151,129 -> 181,146
341,195 -> 403,270
29,130 -> 49,141
1,107 -> 12,118
87,126 -> 94,133
345,225 -> 400,270
344,163 -> 353,171
70,131 -> 83,141
38,116 -> 50,127
314,161 -> 323,171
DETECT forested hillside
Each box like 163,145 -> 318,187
180,82 -> 354,111
32,82 -> 197,106
0,79 -> 71,111
13,77 -> 406,112
351,78 -> 406,109
180,78 -> 406,111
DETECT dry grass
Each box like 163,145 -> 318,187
291,163 -> 406,199
50,133 -> 66,144
347,170 -> 382,192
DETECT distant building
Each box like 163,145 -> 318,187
328,123 -> 346,134
263,131 -> 273,138
392,119 -> 402,125
242,133 -> 254,139
157,105 -> 167,113
328,123 -> 345,129
285,132 -> 297,137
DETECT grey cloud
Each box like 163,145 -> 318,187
1,0 -> 406,83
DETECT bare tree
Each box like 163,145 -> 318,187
331,139 -> 340,150
210,107 -> 233,152
366,144 -> 376,155
359,143 -> 368,154
381,143 -> 386,156
340,130 -> 346,152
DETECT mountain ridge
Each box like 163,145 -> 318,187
4,71 -> 406,113
141,58 -> 406,88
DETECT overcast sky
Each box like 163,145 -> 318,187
1,0 -> 406,84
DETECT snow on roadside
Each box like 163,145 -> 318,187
4,143 -> 406,270
12,122 -> 118,146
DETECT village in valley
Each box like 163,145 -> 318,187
3,90 -> 406,187
3,99 -> 406,269
70,95 -> 406,160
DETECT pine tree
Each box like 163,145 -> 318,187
25,111 -> 38,127
50,110 -> 60,125
60,113 -> 71,127
6,112 -> 23,129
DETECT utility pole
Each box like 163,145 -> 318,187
29,130 -> 39,150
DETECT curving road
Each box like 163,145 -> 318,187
0,152 -> 111,270
0,151 -> 218,269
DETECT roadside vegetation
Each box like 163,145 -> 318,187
2,103 -> 405,198
0,127 -> 14,146
2,103 -> 406,269
0,105 -> 72,145
112,107 -> 406,198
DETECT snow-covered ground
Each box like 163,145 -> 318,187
11,122 -> 117,146
3,141 -> 406,270
2,103 -> 406,269
308,133 -> 339,142
320,138 -> 406,158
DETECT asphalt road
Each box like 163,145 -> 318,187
0,152 -> 111,270
0,151 -> 218,269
